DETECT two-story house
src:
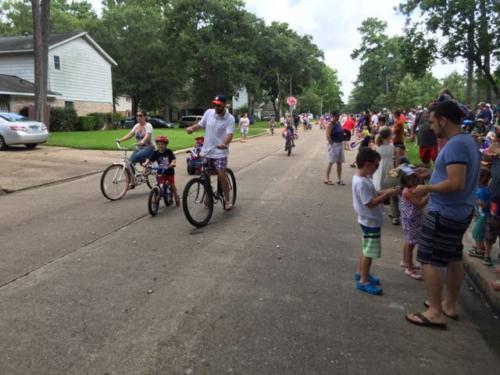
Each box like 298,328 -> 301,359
0,31 -> 117,115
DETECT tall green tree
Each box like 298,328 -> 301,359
399,0 -> 500,102
164,0 -> 255,107
91,0 -> 179,114
349,18 -> 404,111
0,0 -> 97,34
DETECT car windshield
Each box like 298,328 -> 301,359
0,113 -> 28,122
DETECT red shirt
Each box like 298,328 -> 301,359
343,117 -> 355,131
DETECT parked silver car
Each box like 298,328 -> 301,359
0,112 -> 49,150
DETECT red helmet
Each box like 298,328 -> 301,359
155,135 -> 169,144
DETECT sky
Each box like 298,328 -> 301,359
87,0 -> 463,101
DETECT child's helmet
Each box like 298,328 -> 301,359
156,135 -> 169,144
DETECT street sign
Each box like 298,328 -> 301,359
287,96 -> 297,106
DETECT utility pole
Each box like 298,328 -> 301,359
31,0 -> 50,124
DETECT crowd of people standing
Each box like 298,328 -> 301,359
321,92 -> 500,329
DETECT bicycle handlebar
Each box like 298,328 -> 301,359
115,140 -> 139,151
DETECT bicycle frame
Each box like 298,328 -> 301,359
115,141 -> 151,185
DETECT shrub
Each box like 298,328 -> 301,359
78,116 -> 99,131
87,112 -> 124,130
19,106 -> 29,117
50,107 -> 79,131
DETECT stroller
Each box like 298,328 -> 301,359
186,136 -> 205,175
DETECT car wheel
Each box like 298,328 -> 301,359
25,143 -> 37,149
0,135 -> 7,150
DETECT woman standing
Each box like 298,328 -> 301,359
118,110 -> 155,167
392,110 -> 406,165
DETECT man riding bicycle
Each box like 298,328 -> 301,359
186,94 -> 235,210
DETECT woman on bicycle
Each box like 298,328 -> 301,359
145,135 -> 180,206
117,110 -> 155,167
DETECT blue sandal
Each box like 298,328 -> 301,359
354,273 -> 380,285
356,281 -> 383,295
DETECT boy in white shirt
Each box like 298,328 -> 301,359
352,147 -> 399,295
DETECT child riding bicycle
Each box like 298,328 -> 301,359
283,121 -> 296,147
145,135 -> 180,206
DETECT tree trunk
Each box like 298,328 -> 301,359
131,96 -> 139,116
476,70 -> 482,104
466,57 -> 474,107
475,0 -> 499,99
31,0 -> 50,125
271,96 -> 279,119
465,8 -> 475,108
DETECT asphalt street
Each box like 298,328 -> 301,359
1,127 -> 499,375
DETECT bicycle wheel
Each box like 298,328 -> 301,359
135,164 -> 155,189
100,164 -> 130,201
163,185 -> 173,207
182,177 -> 213,227
287,140 -> 292,156
148,186 -> 161,216
219,169 -> 237,209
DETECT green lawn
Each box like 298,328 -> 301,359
405,139 -> 419,165
47,121 -> 268,151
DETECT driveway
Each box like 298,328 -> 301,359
0,145 -> 121,193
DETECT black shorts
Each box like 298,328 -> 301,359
417,211 -> 471,267
393,141 -> 406,150
343,129 -> 351,141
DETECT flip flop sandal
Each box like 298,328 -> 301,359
323,181 -> 334,185
405,312 -> 447,330
337,181 -> 346,185
423,301 -> 459,320
468,248 -> 485,258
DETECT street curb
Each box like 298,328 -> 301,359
463,257 -> 500,314
1,130 -> 269,195
463,233 -> 500,314
1,170 -> 102,194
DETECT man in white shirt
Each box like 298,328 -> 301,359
187,94 -> 235,210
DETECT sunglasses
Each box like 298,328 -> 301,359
136,114 -> 144,117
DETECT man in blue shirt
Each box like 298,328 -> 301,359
405,100 -> 480,330
477,102 -> 493,130
324,111 -> 346,185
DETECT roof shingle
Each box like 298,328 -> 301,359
0,74 -> 59,96
0,32 -> 83,52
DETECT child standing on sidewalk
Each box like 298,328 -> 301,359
467,168 -> 492,262
399,172 -> 429,280
352,148 -> 399,295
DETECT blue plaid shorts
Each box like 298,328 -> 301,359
205,157 -> 227,174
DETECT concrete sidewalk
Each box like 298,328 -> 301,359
0,145 -> 121,193
1,136 -> 499,316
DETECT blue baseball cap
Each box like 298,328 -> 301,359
212,95 -> 227,106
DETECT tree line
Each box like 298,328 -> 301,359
0,0 -> 343,118
348,0 -> 499,113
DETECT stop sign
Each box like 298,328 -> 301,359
287,96 -> 297,106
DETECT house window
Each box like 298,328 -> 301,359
65,101 -> 74,109
54,55 -> 61,70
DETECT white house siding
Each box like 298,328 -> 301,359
115,95 -> 132,114
232,87 -> 249,110
0,54 -> 34,82
48,38 -> 113,105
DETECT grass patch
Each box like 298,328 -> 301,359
405,140 -> 419,165
47,121 -> 268,151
